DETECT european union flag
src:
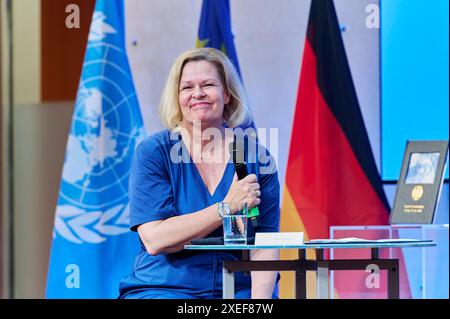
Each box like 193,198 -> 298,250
46,0 -> 145,298
197,0 -> 259,135
197,0 -> 242,77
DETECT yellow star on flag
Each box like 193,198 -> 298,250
196,38 -> 209,48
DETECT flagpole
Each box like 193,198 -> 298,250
7,0 -> 14,299
1,0 -> 15,299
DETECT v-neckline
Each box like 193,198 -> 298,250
178,133 -> 233,199
194,161 -> 232,198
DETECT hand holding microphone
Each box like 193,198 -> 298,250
228,136 -> 261,227
224,174 -> 261,214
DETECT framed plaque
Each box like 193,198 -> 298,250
390,140 -> 449,224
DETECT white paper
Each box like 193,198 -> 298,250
255,232 -> 304,246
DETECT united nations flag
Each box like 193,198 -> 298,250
46,0 -> 145,298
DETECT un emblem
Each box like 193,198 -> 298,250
53,15 -> 144,244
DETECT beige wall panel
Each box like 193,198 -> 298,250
13,102 -> 73,298
13,0 -> 40,105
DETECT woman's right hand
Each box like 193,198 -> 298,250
224,173 -> 261,214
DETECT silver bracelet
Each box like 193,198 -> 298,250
217,202 -> 224,220
217,202 -> 231,220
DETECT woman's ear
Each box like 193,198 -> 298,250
224,90 -> 231,105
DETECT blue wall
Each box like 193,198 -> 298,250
381,0 -> 449,180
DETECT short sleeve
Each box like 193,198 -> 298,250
255,147 -> 280,233
257,168 -> 280,233
128,137 -> 177,231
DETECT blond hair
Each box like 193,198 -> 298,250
159,48 -> 252,130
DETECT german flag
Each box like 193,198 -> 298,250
280,0 -> 410,298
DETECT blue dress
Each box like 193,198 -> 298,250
118,129 -> 280,299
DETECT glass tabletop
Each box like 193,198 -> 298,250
184,240 -> 436,250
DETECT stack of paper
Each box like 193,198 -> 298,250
306,237 -> 431,244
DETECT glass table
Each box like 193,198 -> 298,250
330,225 -> 449,298
185,241 -> 436,299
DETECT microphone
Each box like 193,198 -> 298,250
229,135 -> 260,228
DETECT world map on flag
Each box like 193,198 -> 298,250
53,16 -> 144,244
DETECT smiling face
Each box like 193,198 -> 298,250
178,60 -> 230,129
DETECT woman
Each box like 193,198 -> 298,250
119,48 -> 280,299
